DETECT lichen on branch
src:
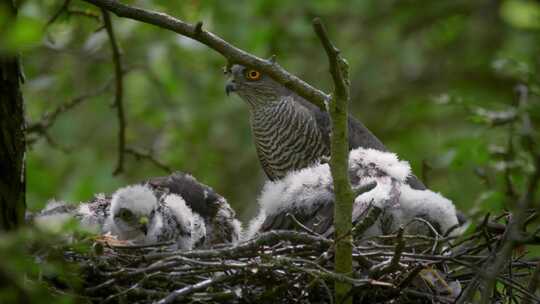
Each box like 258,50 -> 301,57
313,17 -> 355,304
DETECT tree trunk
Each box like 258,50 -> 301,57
0,2 -> 26,231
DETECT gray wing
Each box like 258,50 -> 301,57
296,96 -> 426,190
154,203 -> 192,247
35,201 -> 78,217
295,95 -> 386,151
76,195 -> 111,229
146,172 -> 222,218
204,198 -> 240,245
147,172 -> 239,246
32,196 -> 111,231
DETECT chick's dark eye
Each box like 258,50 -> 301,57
245,69 -> 261,81
119,209 -> 133,220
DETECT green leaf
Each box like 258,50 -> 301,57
500,0 -> 540,30
0,15 -> 43,52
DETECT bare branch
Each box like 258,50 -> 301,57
46,0 -> 72,27
101,9 -> 126,175
421,159 -> 431,188
125,147 -> 173,173
352,204 -> 382,239
26,79 -> 116,153
313,18 -> 350,102
27,80 -> 112,136
144,230 -> 332,262
313,17 -> 354,304
370,227 -> 406,278
286,213 -> 322,237
476,84 -> 540,304
396,264 -> 424,289
81,0 -> 329,110
155,273 -> 231,304
523,261 -> 540,304
67,8 -> 101,21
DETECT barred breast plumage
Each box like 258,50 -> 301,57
250,96 -> 329,180
225,64 -> 426,190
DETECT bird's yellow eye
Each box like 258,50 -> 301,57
245,69 -> 261,81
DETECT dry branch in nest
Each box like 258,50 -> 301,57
49,211 -> 540,304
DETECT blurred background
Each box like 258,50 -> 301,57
5,0 -> 539,223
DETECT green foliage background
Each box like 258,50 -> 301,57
1,1 -> 540,303
4,0 -> 539,223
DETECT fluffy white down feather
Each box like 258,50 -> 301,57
36,185 -> 209,249
109,185 -> 157,217
351,183 -> 460,238
398,184 -> 459,236
33,210 -> 74,233
246,147 -> 459,240
162,193 -> 206,249
103,185 -> 160,243
348,148 -> 411,182
258,164 -> 333,217
34,199 -> 98,234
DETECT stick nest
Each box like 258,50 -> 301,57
53,212 -> 540,304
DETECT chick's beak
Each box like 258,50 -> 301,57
225,81 -> 236,96
139,216 -> 149,235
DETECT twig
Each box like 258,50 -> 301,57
397,264 -> 425,289
155,273 -> 231,304
402,288 -> 455,304
274,256 -> 393,288
477,83 -> 540,304
421,159 -> 431,188
370,227 -> 406,278
286,213 -> 321,237
109,241 -> 175,250
67,8 -> 101,21
523,261 -> 540,304
125,147 -> 173,173
405,217 -> 442,254
27,79 -> 113,136
352,181 -> 377,196
144,230 -> 332,261
102,273 -> 158,303
503,127 -> 517,200
353,204 -> 382,239
26,79 -> 114,151
101,9 -> 126,175
45,0 -> 72,27
497,274 -> 540,302
85,278 -> 116,294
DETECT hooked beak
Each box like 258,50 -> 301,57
139,216 -> 149,235
225,81 -> 236,96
